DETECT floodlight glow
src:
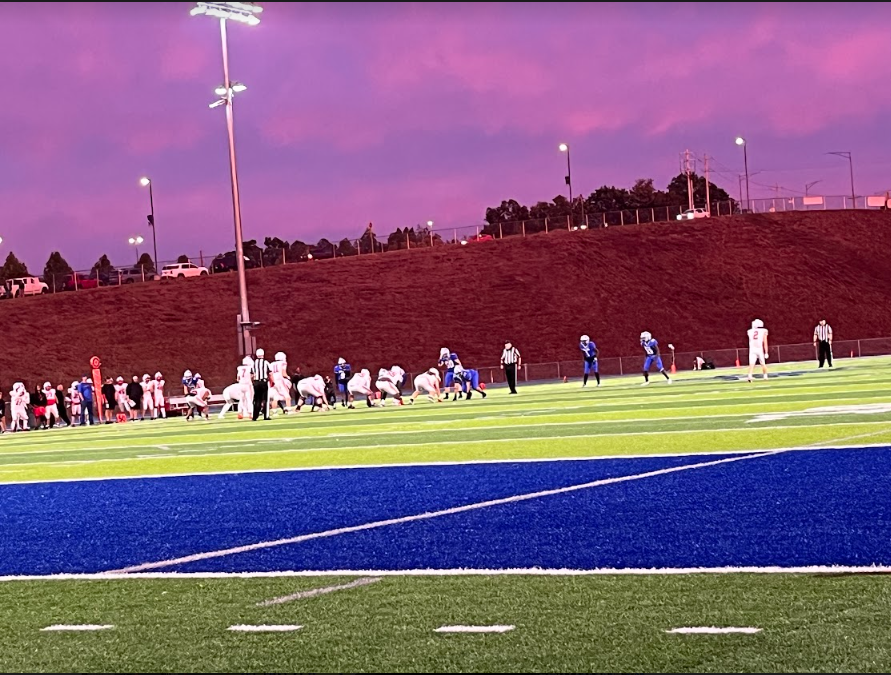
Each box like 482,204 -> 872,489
559,143 -> 568,152
191,1 -> 262,25
735,136 -> 745,146
231,82 -> 247,93
427,220 -> 433,227
460,239 -> 468,246
139,177 -> 151,187
128,236 -> 144,245
214,86 -> 228,96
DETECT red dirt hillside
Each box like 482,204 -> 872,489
1,210 -> 889,389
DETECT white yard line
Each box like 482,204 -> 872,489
435,625 -> 515,633
666,626 -> 761,635
4,564 -> 890,582
41,624 -> 113,631
256,577 -> 382,606
228,624 -> 302,632
106,451 -> 778,574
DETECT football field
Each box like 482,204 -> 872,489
3,358 -> 891,672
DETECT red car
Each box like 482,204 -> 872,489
460,233 -> 495,245
62,272 -> 100,291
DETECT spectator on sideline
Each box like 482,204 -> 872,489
500,340 -> 521,394
814,319 -> 833,368
32,384 -> 48,430
127,375 -> 144,421
77,376 -> 95,426
101,377 -> 117,424
0,389 -> 6,433
55,384 -> 71,427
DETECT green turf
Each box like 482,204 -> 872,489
3,357 -> 891,672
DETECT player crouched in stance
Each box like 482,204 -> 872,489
747,319 -> 769,382
579,334 -> 601,387
347,368 -> 374,408
185,379 -> 211,421
296,375 -> 331,412
453,366 -> 487,399
640,331 -> 672,386
409,368 -> 443,404
376,366 -> 405,406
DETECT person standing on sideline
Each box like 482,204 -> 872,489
747,319 -> 769,382
76,375 -> 94,426
814,319 -> 833,368
500,340 -> 521,394
252,348 -> 272,421
579,334 -> 600,387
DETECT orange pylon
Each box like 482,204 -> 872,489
670,363 -> 677,374
735,357 -> 741,367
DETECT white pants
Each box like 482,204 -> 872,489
153,392 -> 166,417
142,396 -> 154,414
186,396 -> 207,412
376,381 -> 400,397
414,375 -> 438,395
117,397 -> 131,412
348,383 -> 372,397
749,350 -> 766,367
298,383 -> 325,401
11,405 -> 28,427
45,403 -> 59,421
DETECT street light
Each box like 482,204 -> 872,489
805,180 -> 823,196
825,151 -> 856,207
138,177 -> 158,271
128,235 -> 144,263
192,0 -> 262,357
559,143 -> 574,224
427,220 -> 433,227
735,137 -> 750,213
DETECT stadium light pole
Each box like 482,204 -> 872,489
191,1 -> 262,356
128,235 -> 144,264
805,180 -> 822,196
139,177 -> 158,269
735,137 -> 750,212
826,151 -> 855,207
559,143 -> 573,222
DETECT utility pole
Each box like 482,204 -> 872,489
738,175 -> 744,213
684,149 -> 695,211
703,154 -> 711,215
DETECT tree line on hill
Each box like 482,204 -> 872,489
0,172 -> 732,285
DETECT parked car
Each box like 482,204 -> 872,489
460,233 -> 495,245
62,272 -> 100,291
211,252 -> 258,274
5,276 -> 49,297
115,266 -> 159,284
160,262 -> 209,280
676,208 -> 710,221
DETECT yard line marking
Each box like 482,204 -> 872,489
107,451 -> 778,574
806,426 -> 891,448
256,576 -> 382,606
41,624 -> 113,631
2,442 -> 889,487
667,626 -> 761,635
5,564 -> 891,581
435,625 -> 515,633
228,624 -> 302,632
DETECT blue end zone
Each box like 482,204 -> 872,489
3,448 -> 891,575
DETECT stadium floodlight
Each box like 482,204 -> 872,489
558,143 -> 573,222
427,220 -> 434,227
128,236 -> 144,246
139,177 -> 151,187
735,136 -> 750,212
139,177 -> 158,267
190,1 -> 262,26
193,1 -> 261,357
735,136 -> 745,146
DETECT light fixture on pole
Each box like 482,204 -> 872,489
192,1 -> 262,357
128,235 -> 144,264
825,151 -> 855,207
805,180 -> 822,196
138,177 -> 158,270
735,137 -> 750,213
559,143 -> 572,222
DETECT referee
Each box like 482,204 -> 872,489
252,348 -> 272,421
500,340 -> 521,394
813,319 -> 833,368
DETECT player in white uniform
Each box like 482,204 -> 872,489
218,383 -> 243,419
68,381 -> 83,425
269,351 -> 291,415
296,375 -> 330,412
347,369 -> 374,408
409,368 -> 442,404
185,379 -> 211,421
140,374 -> 154,418
114,377 -> 130,414
237,356 -> 254,418
153,372 -> 167,418
746,319 -> 770,382
43,382 -> 60,427
10,383 -> 29,431
375,366 -> 405,406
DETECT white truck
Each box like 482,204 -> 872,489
4,276 -> 49,298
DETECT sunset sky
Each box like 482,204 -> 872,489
2,2 -> 890,269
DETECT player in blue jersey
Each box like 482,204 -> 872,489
579,334 -> 601,387
439,347 -> 464,400
640,331 -> 672,386
333,357 -> 352,407
453,367 -> 487,400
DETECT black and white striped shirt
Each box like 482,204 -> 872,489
814,323 -> 833,342
501,346 -> 521,365
253,358 -> 270,381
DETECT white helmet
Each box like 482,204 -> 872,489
13,382 -> 23,393
338,357 -> 346,365
183,369 -> 192,378
751,319 -> 764,329
143,374 -> 150,381
43,381 -> 52,389
116,376 -> 124,383
361,369 -> 370,377
71,381 -> 79,390
440,347 -> 449,357
640,331 -> 652,342
428,367 -> 439,376
242,356 -> 253,366
275,351 -> 286,362
155,372 -> 162,379
454,365 -> 465,375
580,334 -> 590,343
197,379 -> 205,388
256,348 -> 265,358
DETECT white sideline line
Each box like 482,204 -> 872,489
1,441 -> 889,488
106,451 -> 778,574
228,624 -> 302,632
667,626 -> 761,635
256,576 -> 382,606
3,564 -> 891,581
41,624 -> 113,631
435,625 -> 515,633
